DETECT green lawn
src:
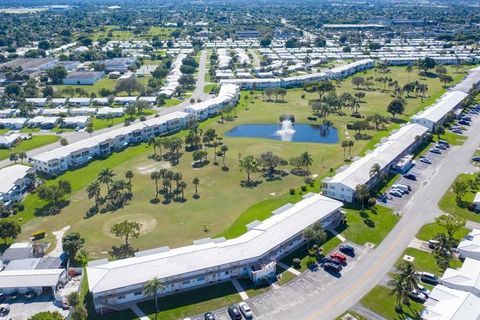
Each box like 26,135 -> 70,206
14,67 -> 465,259
439,173 -> 480,222
396,247 -> 462,277
361,286 -> 424,320
54,76 -> 153,97
162,98 -> 183,107
278,231 -> 342,272
416,222 -> 470,242
203,83 -> 218,93
336,311 -> 368,320
338,205 -> 399,246
138,281 -> 241,320
432,131 -> 466,145
91,110 -> 156,130
0,135 -> 60,160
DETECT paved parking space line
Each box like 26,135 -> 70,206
328,228 -> 346,242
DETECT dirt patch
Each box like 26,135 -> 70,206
136,162 -> 171,174
102,214 -> 158,239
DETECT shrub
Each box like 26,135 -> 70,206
301,185 -> 307,192
289,188 -> 295,195
301,93 -> 306,99
292,258 -> 301,269
367,197 -> 377,208
32,230 -> 46,239
139,116 -> 147,121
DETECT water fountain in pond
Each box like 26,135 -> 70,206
275,119 -> 296,141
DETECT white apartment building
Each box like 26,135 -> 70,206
322,124 -> 428,203
184,84 -> 239,120
87,193 -> 344,314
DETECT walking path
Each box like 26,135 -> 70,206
231,278 -> 249,300
328,228 -> 346,242
129,303 -> 150,320
277,261 -> 301,276
351,305 -> 387,320
407,238 -> 431,252
48,225 -> 70,257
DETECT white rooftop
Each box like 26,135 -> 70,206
422,285 -> 480,320
0,268 -> 65,289
412,90 -> 468,124
441,257 -> 480,295
458,229 -> 480,255
324,124 -> 428,189
0,164 -> 34,194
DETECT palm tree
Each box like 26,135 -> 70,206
192,177 -> 200,198
178,181 -> 187,200
369,163 -> 381,177
148,137 -> 157,156
97,169 -> 115,192
398,261 -> 420,292
221,145 -> 229,167
388,273 -> 410,312
86,181 -> 101,209
67,291 -> 87,320
173,172 -> 183,191
300,151 -> 313,173
347,140 -> 354,156
150,171 -> 161,198
125,170 -> 134,184
341,140 -> 349,159
406,65 -> 413,82
143,277 -> 164,320
355,184 -> 370,209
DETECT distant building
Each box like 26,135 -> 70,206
101,58 -> 137,73
237,30 -> 261,39
0,164 -> 35,206
63,71 -> 104,85
0,133 -> 22,149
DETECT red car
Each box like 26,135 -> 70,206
330,252 -> 347,263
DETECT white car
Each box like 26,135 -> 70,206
239,302 -> 253,318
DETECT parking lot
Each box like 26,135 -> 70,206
184,242 -> 368,320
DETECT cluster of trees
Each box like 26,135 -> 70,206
431,214 -> 466,271
148,136 -> 184,164
61,232 -> 86,266
86,169 -> 133,215
149,169 -> 191,203
388,261 -> 420,312
261,88 -> 287,102
110,219 -> 142,259
115,77 -> 145,96
180,55 -> 199,74
37,180 -> 72,215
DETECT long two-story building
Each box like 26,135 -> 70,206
87,193 -> 344,314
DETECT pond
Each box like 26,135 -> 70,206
225,121 -> 339,144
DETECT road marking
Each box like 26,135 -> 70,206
277,261 -> 301,276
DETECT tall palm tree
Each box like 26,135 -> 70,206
388,274 -> 410,312
300,151 -> 313,173
397,261 -> 420,292
178,181 -> 187,200
221,145 -> 229,167
406,65 -> 413,82
143,277 -> 164,320
341,140 -> 349,159
173,172 -> 182,191
369,163 -> 381,177
150,171 -> 161,198
125,170 -> 134,184
192,177 -> 200,198
97,169 -> 115,192
148,137 -> 157,156
86,181 -> 101,208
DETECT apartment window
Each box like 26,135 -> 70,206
118,295 -> 126,300
134,291 -> 142,296
197,277 -> 205,282
182,280 -> 190,285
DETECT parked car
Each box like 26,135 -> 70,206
323,262 -> 342,273
339,244 -> 355,256
420,157 -> 432,164
436,144 -> 447,150
452,129 -> 463,134
420,272 -> 441,285
409,289 -> 428,303
472,156 -> 480,162
323,257 -> 343,265
459,120 -> 470,126
391,188 -> 406,195
428,239 -> 440,249
0,305 -> 10,317
392,184 -> 411,192
429,148 -> 441,154
389,190 -> 402,197
239,302 -> 253,318
418,284 -> 431,296
403,173 -> 417,180
204,312 -> 216,320
228,305 -> 243,320
330,252 -> 347,263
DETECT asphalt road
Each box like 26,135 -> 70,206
255,116 -> 480,320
